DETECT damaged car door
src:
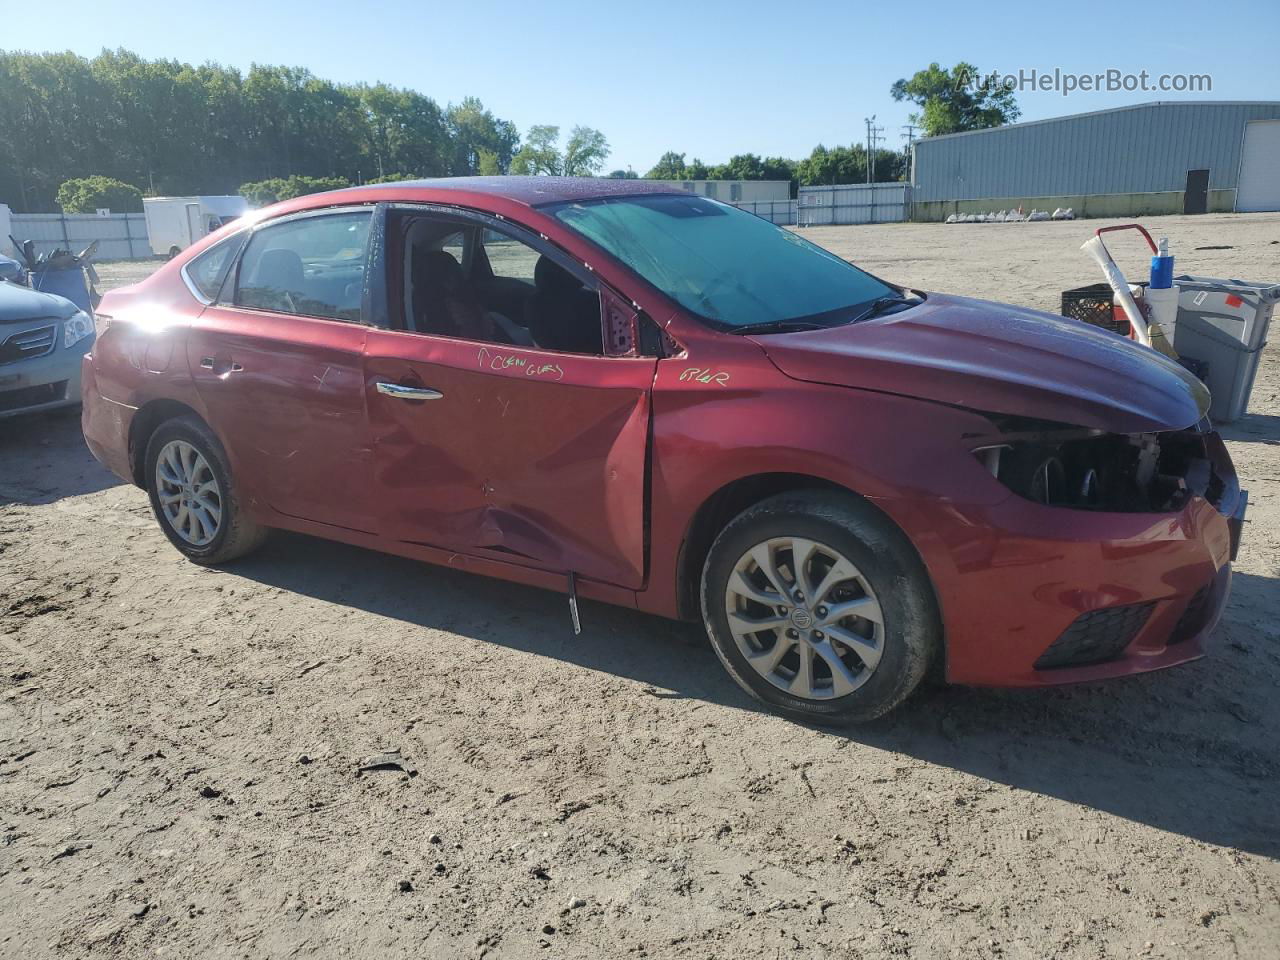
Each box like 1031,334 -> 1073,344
189,207 -> 377,533
364,210 -> 655,590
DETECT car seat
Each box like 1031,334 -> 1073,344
525,256 -> 603,354
411,251 -> 492,341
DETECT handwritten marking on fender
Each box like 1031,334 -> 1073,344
478,347 -> 565,382
679,367 -> 731,386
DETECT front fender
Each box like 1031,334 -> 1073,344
640,350 -> 1008,618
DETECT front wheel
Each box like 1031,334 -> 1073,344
701,491 -> 940,725
144,416 -> 268,564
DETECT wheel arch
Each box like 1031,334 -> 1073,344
675,471 -> 947,678
675,473 -> 850,621
128,398 -> 207,486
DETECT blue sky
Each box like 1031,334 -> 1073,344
9,0 -> 1277,174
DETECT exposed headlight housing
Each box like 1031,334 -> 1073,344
63,309 -> 94,350
974,425 -> 1218,513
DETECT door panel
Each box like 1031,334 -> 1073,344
365,331 -> 655,589
188,308 -> 375,532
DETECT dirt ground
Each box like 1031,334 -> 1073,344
2,213 -> 1277,959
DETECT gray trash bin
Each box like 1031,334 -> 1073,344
1172,275 -> 1280,423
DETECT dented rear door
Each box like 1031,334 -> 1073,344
364,331 -> 655,590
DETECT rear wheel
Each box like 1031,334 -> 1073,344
701,491 -> 939,724
144,416 -> 267,564
167,245 -> 181,260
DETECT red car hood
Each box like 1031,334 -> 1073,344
751,293 -> 1210,433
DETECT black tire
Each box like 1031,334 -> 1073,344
167,246 -> 181,260
144,415 -> 268,564
700,490 -> 940,725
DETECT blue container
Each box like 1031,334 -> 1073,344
33,265 -> 92,313
1149,237 -> 1174,290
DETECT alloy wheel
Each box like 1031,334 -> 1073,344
724,536 -> 884,700
155,439 -> 222,546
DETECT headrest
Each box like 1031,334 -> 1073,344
413,250 -> 464,292
254,248 -> 304,288
534,255 -> 582,295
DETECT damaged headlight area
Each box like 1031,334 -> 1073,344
974,416 -> 1224,513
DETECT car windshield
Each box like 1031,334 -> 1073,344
548,194 -> 898,330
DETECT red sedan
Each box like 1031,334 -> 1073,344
81,178 -> 1247,723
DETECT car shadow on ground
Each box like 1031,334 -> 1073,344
230,530 -> 1279,860
0,410 -> 123,504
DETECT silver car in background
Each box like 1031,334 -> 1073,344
0,257 -> 95,419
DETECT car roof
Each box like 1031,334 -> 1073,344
345,176 -> 687,207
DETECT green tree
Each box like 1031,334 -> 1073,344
794,144 -> 906,186
685,158 -> 712,180
447,97 -> 519,175
607,168 -> 638,179
475,149 -> 502,176
0,48 -> 523,212
56,176 -> 143,213
891,62 -> 1019,137
510,125 -> 564,175
562,126 -> 610,177
645,151 -> 686,179
238,175 -> 349,206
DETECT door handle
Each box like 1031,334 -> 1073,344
200,357 -> 214,368
376,381 -> 444,400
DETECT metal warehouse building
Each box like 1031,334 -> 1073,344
911,101 -> 1280,221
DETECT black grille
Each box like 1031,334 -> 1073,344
0,380 -> 67,412
0,323 -> 58,365
1034,602 -> 1155,670
1170,585 -> 1212,645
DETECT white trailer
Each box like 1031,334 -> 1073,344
143,196 -> 248,258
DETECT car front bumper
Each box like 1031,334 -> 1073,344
0,333 -> 93,419
906,436 -> 1245,688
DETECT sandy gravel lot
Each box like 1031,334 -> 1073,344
2,213 -> 1278,959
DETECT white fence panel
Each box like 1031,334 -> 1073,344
797,183 -> 911,226
731,200 -> 797,225
9,213 -> 151,260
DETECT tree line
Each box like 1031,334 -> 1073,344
632,145 -> 909,196
0,49 -> 584,212
630,61 -> 1018,195
1,48 -> 1017,213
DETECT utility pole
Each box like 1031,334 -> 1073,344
865,116 -> 885,184
902,123 -> 917,185
864,116 -> 875,186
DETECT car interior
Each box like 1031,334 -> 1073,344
393,213 -> 606,354
234,212 -> 370,322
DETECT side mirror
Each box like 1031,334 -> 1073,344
0,256 -> 23,282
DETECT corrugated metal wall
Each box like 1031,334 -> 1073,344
731,200 -> 797,225
797,183 -> 911,225
913,102 -> 1280,201
9,213 -> 150,260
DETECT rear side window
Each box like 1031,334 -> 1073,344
184,233 -> 243,301
234,211 -> 372,322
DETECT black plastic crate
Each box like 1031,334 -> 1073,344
1061,283 -> 1131,336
